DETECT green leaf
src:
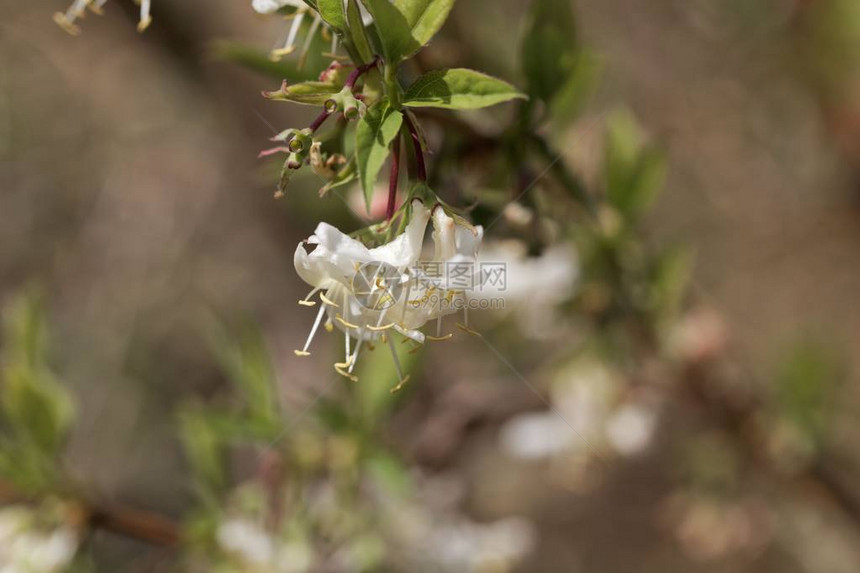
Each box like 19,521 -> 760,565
521,0 -> 579,104
365,0 -> 454,61
774,340 -> 843,445
347,0 -> 374,63
205,318 -> 279,425
355,100 -> 403,210
604,110 -> 666,220
263,81 -> 341,106
548,50 -> 601,129
394,0 -> 456,55
363,0 -> 416,62
178,408 -> 226,494
316,0 -> 347,30
403,68 -> 525,109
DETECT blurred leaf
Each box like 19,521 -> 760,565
650,245 -> 694,332
548,50 -> 601,129
774,340 -> 842,444
1,294 -> 74,458
178,408 -> 227,495
356,99 -> 403,210
354,338 -> 420,425
263,81 -> 342,106
366,451 -> 412,497
521,0 -> 579,105
205,319 -> 280,425
403,68 -> 526,109
212,41 -> 318,83
604,110 -> 666,220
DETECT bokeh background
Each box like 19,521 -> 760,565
2,0 -> 860,571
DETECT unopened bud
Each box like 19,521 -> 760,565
287,152 -> 302,170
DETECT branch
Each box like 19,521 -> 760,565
0,479 -> 181,547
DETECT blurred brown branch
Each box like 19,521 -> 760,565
0,480 -> 181,547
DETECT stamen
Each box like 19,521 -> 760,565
386,335 -> 410,394
319,292 -> 340,308
426,333 -> 454,341
298,287 -> 320,306
137,0 -> 152,32
390,375 -> 411,394
271,9 -> 305,60
297,304 -> 326,355
54,0 -> 92,35
297,15 -> 322,68
324,319 -> 334,333
334,362 -> 358,382
456,323 -> 482,337
88,0 -> 108,15
367,323 -> 396,332
348,338 -> 362,374
335,314 -> 359,329
294,350 -> 311,357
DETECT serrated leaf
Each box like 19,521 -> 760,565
356,100 -> 403,210
316,0 -> 347,30
521,0 -> 579,104
263,81 -> 341,105
403,68 -> 525,109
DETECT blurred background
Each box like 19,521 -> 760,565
2,0 -> 860,571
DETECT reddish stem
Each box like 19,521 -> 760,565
345,56 -> 380,90
308,110 -> 331,133
403,113 -> 426,181
386,136 -> 401,221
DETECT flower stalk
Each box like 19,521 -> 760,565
387,136 -> 401,221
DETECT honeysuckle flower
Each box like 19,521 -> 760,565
0,506 -> 79,573
402,206 -> 484,338
253,0 -> 332,62
294,199 -> 430,389
294,200 -> 486,390
54,0 -> 151,35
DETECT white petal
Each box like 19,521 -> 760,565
369,200 -> 430,268
252,0 -> 304,14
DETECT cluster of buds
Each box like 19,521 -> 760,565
324,86 -> 365,120
260,58 -> 379,197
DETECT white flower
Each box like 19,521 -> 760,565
401,206 -> 484,337
293,201 -> 484,390
476,240 -> 579,339
500,411 -> 575,460
294,199 -> 431,388
54,0 -> 151,35
253,0 -> 336,63
0,506 -> 78,573
252,0 -> 304,14
216,518 -> 276,565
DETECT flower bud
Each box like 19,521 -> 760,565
286,152 -> 302,170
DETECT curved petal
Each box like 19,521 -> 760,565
369,200 -> 430,268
